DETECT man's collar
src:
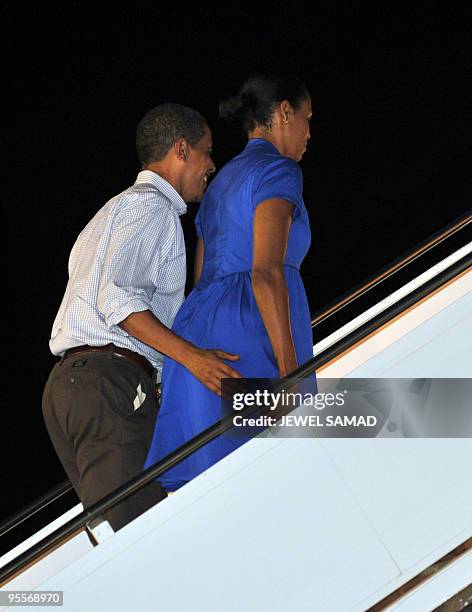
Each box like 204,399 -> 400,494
135,170 -> 187,215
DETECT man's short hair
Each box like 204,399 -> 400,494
136,103 -> 208,167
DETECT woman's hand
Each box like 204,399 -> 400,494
278,356 -> 299,378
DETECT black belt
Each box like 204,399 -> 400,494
63,343 -> 155,380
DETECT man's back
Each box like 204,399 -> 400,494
50,171 -> 187,374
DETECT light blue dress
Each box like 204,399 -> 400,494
144,138 -> 314,491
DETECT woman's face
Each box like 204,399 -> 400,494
283,98 -> 312,162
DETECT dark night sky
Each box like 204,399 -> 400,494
2,6 -> 471,523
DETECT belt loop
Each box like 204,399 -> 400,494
62,344 -> 154,379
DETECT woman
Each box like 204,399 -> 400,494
144,74 -> 315,492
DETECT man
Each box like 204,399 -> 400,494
42,103 -> 241,534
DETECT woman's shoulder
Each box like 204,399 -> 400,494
252,153 -> 303,195
249,153 -> 304,212
254,154 -> 301,179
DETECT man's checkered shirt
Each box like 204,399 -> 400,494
50,170 -> 187,379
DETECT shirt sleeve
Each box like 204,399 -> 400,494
252,158 -> 304,214
97,202 -> 178,331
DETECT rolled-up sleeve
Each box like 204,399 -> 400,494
97,203 -> 176,331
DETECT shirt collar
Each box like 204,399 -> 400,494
135,170 -> 187,216
246,138 -> 281,155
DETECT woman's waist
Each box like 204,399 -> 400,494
200,262 -> 300,283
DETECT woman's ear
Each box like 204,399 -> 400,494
280,100 -> 291,125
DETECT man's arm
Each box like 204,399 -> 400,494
119,310 -> 241,396
97,205 -> 240,395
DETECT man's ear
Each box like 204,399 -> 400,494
174,138 -> 190,161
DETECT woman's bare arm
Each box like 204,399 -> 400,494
252,199 -> 298,377
194,236 -> 205,286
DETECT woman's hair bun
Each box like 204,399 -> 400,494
219,74 -> 309,132
219,94 -> 244,122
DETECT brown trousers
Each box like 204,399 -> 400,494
42,351 -> 166,532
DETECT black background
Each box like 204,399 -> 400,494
2,6 -> 471,525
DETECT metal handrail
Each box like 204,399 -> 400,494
3,212 -> 469,542
310,211 -> 471,328
0,480 -> 72,540
1,248 -> 470,586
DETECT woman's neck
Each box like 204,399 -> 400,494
248,128 -> 285,157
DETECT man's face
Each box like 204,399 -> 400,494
180,128 -> 216,202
